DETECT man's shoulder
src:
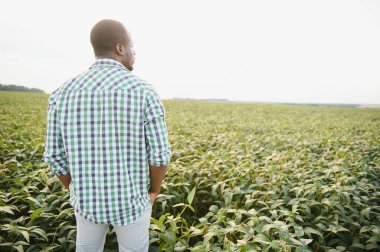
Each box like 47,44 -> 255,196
119,72 -> 158,94
48,68 -> 159,102
48,79 -> 74,105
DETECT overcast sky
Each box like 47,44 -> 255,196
1,0 -> 380,104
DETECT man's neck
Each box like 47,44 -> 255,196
96,54 -> 120,62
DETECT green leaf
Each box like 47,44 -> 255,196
13,245 -> 24,252
366,243 -> 380,250
360,226 -> 371,233
173,203 -> 186,208
326,225 -> 338,233
262,224 -> 275,233
289,238 -> 304,246
304,227 -> 323,238
351,242 -> 366,249
300,239 -> 313,246
315,223 -> 326,231
14,241 -> 29,246
360,207 -> 371,219
252,234 -> 271,245
294,226 -> 304,237
19,230 -> 30,243
0,205 -> 18,215
295,246 -> 309,252
0,243 -> 13,247
209,205 -> 218,213
31,228 -> 48,241
187,186 -> 196,205
269,240 -> 281,249
188,205 -> 195,213
367,236 -> 380,243
279,227 -> 290,239
30,208 -> 43,221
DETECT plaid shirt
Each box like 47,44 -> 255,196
43,58 -> 171,226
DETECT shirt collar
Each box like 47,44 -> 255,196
89,58 -> 128,70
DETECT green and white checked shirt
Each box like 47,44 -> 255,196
43,58 -> 171,226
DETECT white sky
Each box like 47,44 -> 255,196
1,0 -> 380,104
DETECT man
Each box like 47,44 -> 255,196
43,19 -> 171,251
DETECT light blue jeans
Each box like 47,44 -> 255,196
75,205 -> 152,252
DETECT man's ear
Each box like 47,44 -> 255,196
115,43 -> 125,56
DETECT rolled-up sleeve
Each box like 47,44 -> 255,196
43,95 -> 69,176
144,89 -> 171,167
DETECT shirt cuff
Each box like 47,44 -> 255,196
49,164 -> 70,176
149,150 -> 171,167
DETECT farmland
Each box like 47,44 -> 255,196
0,90 -> 379,251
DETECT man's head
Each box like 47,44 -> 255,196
90,19 -> 135,71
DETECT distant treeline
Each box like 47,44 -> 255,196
173,97 -> 230,102
0,84 -> 45,93
281,102 -> 358,108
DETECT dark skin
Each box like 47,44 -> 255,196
148,165 -> 167,205
56,165 -> 167,205
57,173 -> 71,189
96,30 -> 136,71
56,28 -> 167,205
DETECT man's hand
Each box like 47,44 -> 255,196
149,191 -> 159,205
56,173 -> 71,190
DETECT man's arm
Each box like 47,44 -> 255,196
149,165 -> 167,204
43,94 -> 71,188
144,89 -> 171,205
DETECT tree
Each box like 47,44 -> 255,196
0,84 -> 45,93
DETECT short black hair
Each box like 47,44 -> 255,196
90,19 -> 129,56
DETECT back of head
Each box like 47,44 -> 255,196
90,19 -> 129,57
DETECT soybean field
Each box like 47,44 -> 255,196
0,91 -> 379,251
